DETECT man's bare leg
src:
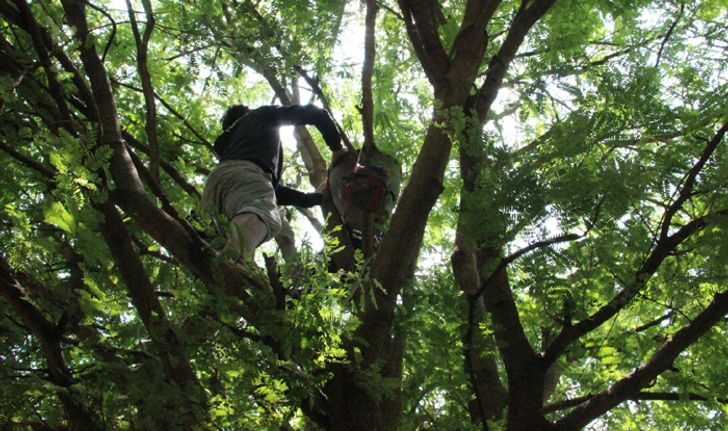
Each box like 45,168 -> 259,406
228,212 -> 267,256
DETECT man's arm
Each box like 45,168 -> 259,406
275,185 -> 323,208
273,105 -> 343,152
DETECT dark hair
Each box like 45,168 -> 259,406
221,104 -> 250,130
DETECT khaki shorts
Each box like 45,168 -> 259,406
200,160 -> 282,243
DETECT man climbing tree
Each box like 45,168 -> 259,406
201,104 -> 348,255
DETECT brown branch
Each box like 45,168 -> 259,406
555,288 -> 728,431
263,254 -> 286,311
364,0 -> 557,377
13,0 -> 76,135
95,201 -> 207,421
361,0 -> 378,154
475,0 -> 558,123
462,294 -> 507,427
84,0 -> 117,62
59,0 -> 219,285
126,0 -> 160,182
113,80 -> 213,150
634,311 -> 674,333
455,232 -> 581,427
0,254 -> 102,431
543,122 -> 728,366
447,0 -> 501,92
121,130 -> 201,199
296,206 -> 324,233
0,141 -> 56,179
293,65 -> 355,152
273,209 -> 300,264
543,390 -> 727,414
397,0 -> 450,85
659,121 -> 728,241
0,0 -> 99,121
377,0 -> 403,21
655,1 -> 684,67
471,233 -> 582,302
122,140 -> 200,241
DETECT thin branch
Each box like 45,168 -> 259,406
0,141 -> 56,179
377,0 -> 403,21
294,65 -> 355,152
659,121 -> 728,242
114,79 -> 213,149
634,311 -> 674,333
121,130 -> 201,199
14,0 -> 76,134
295,206 -> 324,233
94,200 -> 205,414
0,253 -> 102,431
655,1 -> 684,67
473,233 -> 581,301
126,0 -> 161,182
84,0 -> 117,62
543,122 -> 728,366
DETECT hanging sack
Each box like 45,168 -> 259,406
329,147 -> 401,228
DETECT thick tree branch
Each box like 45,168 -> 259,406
361,0 -> 378,154
397,0 -> 450,86
95,201 -> 207,423
544,390 -> 728,414
555,288 -> 728,431
476,0 -> 558,122
365,0 -> 556,374
60,0 -> 218,284
447,0 -> 500,93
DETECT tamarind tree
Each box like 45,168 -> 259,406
1,0 -> 726,430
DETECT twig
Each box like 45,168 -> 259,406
126,0 -> 160,182
470,233 -> 581,302
84,0 -> 117,62
655,1 -> 684,68
114,79 -> 213,149
634,311 -> 673,333
294,65 -> 355,152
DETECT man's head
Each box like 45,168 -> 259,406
221,104 -> 250,130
